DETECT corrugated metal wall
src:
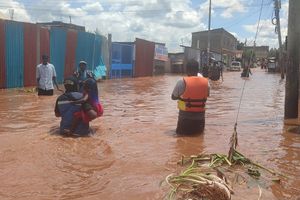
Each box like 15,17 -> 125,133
111,42 -> 134,79
5,21 -> 24,88
0,19 -> 6,89
100,35 -> 109,75
64,30 -> 77,78
50,27 -> 67,83
0,20 -> 106,89
93,35 -> 102,69
134,38 -> 155,77
39,27 -> 50,63
76,31 -> 95,71
23,23 -> 37,87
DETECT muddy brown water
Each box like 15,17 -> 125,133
0,69 -> 299,200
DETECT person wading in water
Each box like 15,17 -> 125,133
171,59 -> 210,135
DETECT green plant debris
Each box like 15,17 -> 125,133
165,150 -> 285,200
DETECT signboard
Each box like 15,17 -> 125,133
154,44 -> 168,61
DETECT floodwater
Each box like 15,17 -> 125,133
0,69 -> 299,200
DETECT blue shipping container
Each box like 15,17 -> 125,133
50,28 -> 67,83
111,43 -> 134,79
5,21 -> 24,88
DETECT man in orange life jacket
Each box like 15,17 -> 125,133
171,59 -> 210,134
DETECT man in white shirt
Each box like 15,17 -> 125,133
36,55 -> 60,96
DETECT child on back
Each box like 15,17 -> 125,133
69,78 -> 103,134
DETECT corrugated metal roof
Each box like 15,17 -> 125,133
5,21 -> 24,88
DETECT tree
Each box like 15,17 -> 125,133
237,40 -> 244,50
242,49 -> 256,67
268,48 -> 279,59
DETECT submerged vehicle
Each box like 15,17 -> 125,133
267,57 -> 276,72
229,61 -> 242,71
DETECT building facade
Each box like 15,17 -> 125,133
167,53 -> 184,73
243,46 -> 269,59
191,28 -> 237,67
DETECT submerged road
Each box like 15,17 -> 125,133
0,68 -> 299,199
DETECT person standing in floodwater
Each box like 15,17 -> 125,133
241,65 -> 252,77
74,61 -> 95,92
171,59 -> 210,134
36,55 -> 60,96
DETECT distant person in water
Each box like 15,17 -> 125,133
74,61 -> 95,92
241,65 -> 252,77
54,77 -> 90,135
36,55 -> 61,95
171,59 -> 210,135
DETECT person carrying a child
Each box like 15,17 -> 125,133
69,77 -> 103,133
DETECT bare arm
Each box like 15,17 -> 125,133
171,79 -> 185,100
53,76 -> 64,92
71,93 -> 88,104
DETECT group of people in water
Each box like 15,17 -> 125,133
36,56 -> 103,136
36,54 -> 252,136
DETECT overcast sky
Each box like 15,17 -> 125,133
0,0 -> 288,52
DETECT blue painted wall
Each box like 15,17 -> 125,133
50,28 -> 67,83
111,42 -> 134,78
76,32 -> 94,71
5,21 -> 24,88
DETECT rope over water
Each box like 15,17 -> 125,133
228,0 -> 265,161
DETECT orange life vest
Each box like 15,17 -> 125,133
177,76 -> 208,112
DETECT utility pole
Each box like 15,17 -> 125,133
285,0 -> 300,119
274,0 -> 284,79
9,9 -> 14,20
207,0 -> 211,66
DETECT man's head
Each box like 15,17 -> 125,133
186,59 -> 199,76
42,55 -> 48,65
79,61 -> 87,71
63,77 -> 79,93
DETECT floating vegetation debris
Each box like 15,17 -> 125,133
164,148 -> 286,200
164,149 -> 285,200
18,87 -> 37,93
166,160 -> 233,200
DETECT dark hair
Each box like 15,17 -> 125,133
83,78 -> 98,99
42,55 -> 48,59
63,77 -> 79,92
186,59 -> 199,75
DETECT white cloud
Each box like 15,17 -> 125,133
1,0 -> 285,52
200,0 -> 246,19
243,1 -> 288,48
0,0 -> 31,22
0,0 -> 206,52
